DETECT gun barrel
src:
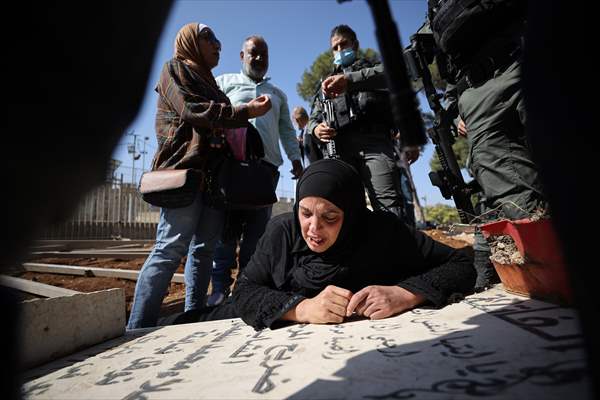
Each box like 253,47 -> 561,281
366,0 -> 426,148
410,29 -> 477,224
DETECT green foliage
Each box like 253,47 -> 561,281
297,51 -> 333,102
429,135 -> 469,172
296,48 -> 380,102
423,204 -> 460,225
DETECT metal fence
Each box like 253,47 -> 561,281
113,162 -> 297,200
39,177 -> 160,240
38,164 -> 296,240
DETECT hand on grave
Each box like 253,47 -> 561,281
294,285 -> 353,324
346,285 -> 426,320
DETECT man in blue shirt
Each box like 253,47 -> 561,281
207,35 -> 303,305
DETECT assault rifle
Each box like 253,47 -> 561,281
404,32 -> 479,223
314,87 -> 355,160
320,97 -> 340,160
335,0 -> 475,222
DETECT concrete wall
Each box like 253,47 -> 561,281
19,288 -> 126,369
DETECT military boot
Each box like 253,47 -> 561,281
473,249 -> 500,292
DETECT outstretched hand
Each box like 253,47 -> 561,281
247,95 -> 272,118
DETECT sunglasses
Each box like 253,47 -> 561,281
199,28 -> 221,47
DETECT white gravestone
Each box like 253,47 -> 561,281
22,287 -> 592,399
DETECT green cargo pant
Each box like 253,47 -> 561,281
459,58 -> 547,252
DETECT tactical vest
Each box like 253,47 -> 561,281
352,58 -> 393,127
332,58 -> 394,133
429,0 -> 526,66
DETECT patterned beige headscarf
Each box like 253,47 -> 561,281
174,23 -> 218,89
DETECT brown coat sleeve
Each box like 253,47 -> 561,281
157,62 -> 249,129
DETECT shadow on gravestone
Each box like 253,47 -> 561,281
287,300 -> 592,400
20,328 -> 159,384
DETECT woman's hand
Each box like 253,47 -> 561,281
292,285 -> 353,324
314,122 -> 337,142
247,95 -> 272,118
346,285 -> 425,320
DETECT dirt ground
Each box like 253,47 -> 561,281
489,234 -> 524,264
18,257 -> 187,319
17,229 -> 473,320
421,229 -> 473,249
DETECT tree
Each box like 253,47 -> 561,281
297,48 -> 379,102
423,204 -> 460,225
429,135 -> 469,172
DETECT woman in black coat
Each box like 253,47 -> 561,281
171,159 -> 476,330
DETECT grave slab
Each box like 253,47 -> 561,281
22,286 -> 592,399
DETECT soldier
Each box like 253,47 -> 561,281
429,0 -> 548,290
307,25 -> 407,221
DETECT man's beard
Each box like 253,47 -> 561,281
243,63 -> 266,81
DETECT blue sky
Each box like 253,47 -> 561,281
114,0 -> 453,206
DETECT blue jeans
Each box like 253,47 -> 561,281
210,206 -> 272,294
127,193 -> 224,329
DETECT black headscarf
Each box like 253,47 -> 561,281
291,159 -> 368,292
